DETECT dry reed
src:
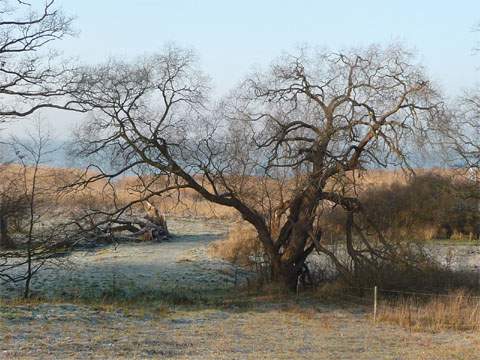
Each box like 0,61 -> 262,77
377,290 -> 480,332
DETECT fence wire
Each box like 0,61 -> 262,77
335,285 -> 480,332
342,286 -> 480,300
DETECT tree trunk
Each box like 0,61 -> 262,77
270,258 -> 300,291
264,186 -> 320,291
24,251 -> 32,299
0,211 -> 14,248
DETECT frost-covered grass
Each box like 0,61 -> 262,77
0,218 -> 251,301
2,294 -> 480,359
2,217 -> 480,359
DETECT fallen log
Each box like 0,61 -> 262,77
74,202 -> 169,245
102,217 -> 169,243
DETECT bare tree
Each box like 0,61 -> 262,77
451,90 -> 480,167
71,44 -> 444,290
0,0 -> 81,124
0,123 -> 71,298
0,0 -> 85,248
447,88 -> 480,239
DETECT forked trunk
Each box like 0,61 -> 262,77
262,188 -> 319,291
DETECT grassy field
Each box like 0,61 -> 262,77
2,294 -> 480,359
1,218 -> 480,359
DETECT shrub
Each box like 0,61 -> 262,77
323,172 -> 480,242
209,222 -> 264,267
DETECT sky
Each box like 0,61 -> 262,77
6,0 -> 480,137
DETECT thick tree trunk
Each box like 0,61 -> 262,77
262,185 -> 320,291
270,258 -> 300,291
269,226 -> 315,292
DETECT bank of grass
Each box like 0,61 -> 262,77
310,271 -> 480,333
6,291 -> 480,360
377,290 -> 480,332
5,278 -> 480,335
425,237 -> 480,246
0,283 -> 312,324
208,222 -> 262,266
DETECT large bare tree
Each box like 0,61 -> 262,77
448,87 -> 480,240
0,0 -> 80,123
72,45 -> 444,289
451,89 -> 480,168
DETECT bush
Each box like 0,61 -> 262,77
322,172 -> 480,241
209,222 -> 264,267
352,260 -> 480,293
367,173 -> 479,240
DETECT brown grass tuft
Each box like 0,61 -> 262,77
209,222 -> 263,267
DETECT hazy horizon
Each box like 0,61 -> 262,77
4,0 -> 480,140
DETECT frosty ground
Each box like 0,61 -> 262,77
1,218 -> 480,359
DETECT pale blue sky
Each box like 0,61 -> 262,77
57,0 -> 480,95
7,0 -> 480,137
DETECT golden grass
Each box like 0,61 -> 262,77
377,290 -> 480,332
1,164 -> 477,236
208,222 -> 261,266
2,163 -> 473,209
3,291 -> 480,359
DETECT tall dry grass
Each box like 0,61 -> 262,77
0,164 -> 237,219
378,290 -> 480,332
208,222 -> 263,266
2,164 -> 478,236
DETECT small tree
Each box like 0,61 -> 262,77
72,45 -> 445,289
0,124 -> 71,298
